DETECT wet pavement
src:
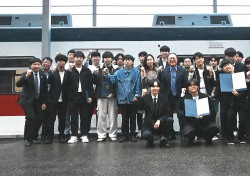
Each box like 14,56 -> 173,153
0,136 -> 250,176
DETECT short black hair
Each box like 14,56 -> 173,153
42,57 -> 53,63
123,54 -> 135,61
236,51 -> 244,58
29,58 -> 42,65
91,51 -> 101,58
138,51 -> 147,57
220,58 -> 233,68
193,52 -> 203,60
209,55 -> 218,62
114,53 -> 124,62
224,47 -> 236,57
67,49 -> 76,55
147,79 -> 161,87
74,51 -> 85,58
102,51 -> 113,59
55,54 -> 68,63
186,79 -> 199,90
160,45 -> 170,52
244,57 -> 250,65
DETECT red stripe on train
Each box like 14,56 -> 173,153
0,94 -> 24,116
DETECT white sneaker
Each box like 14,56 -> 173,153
81,136 -> 89,143
136,130 -> 141,138
97,138 -> 106,142
68,136 -> 78,144
212,136 -> 219,141
110,137 -> 117,142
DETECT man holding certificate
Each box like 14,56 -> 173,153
214,59 -> 249,145
177,79 -> 220,146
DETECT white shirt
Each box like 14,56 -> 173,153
58,71 -> 65,102
76,67 -> 82,92
198,68 -> 207,94
151,94 -> 158,103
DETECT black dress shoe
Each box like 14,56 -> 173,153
146,135 -> 154,147
59,137 -> 66,143
130,135 -> 137,142
32,139 -> 41,144
160,139 -> 170,148
44,138 -> 52,144
119,135 -> 129,142
181,136 -> 186,142
24,140 -> 32,146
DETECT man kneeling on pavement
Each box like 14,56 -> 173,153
142,79 -> 173,148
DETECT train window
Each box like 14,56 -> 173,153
0,16 -> 12,25
156,16 -> 175,25
14,70 -> 25,93
51,16 -> 68,25
0,56 -> 34,94
0,56 -> 33,68
0,71 -> 14,94
210,16 -> 230,24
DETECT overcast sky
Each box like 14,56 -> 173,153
0,0 -> 249,27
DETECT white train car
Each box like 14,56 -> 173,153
0,14 -> 250,137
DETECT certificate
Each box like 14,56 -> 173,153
184,97 -> 210,117
101,76 -> 113,97
219,72 -> 247,92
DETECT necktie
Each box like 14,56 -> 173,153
34,73 -> 40,99
153,97 -> 157,111
171,68 -> 177,96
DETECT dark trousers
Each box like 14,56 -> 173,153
221,103 -> 249,141
45,102 -> 67,139
120,104 -> 136,136
69,95 -> 89,136
220,106 -> 237,141
86,98 -> 97,132
185,127 -> 219,143
21,101 -> 43,141
136,113 -> 143,131
143,117 -> 174,139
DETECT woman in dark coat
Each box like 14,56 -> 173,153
177,79 -> 220,146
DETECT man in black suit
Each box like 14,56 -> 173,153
158,53 -> 187,140
142,79 -> 173,148
44,54 -> 69,144
16,58 -> 48,146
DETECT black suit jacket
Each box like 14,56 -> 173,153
158,65 -> 187,97
142,94 -> 170,132
192,66 -> 215,95
16,72 -> 48,105
234,61 -> 246,73
158,57 -> 168,69
92,65 -> 118,98
68,66 -> 94,100
47,69 -> 69,104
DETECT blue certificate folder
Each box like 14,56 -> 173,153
184,98 -> 210,117
219,72 -> 247,92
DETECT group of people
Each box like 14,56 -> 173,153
17,46 -> 250,148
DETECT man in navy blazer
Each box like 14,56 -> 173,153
142,79 -> 173,148
158,53 -> 187,140
16,58 -> 48,146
